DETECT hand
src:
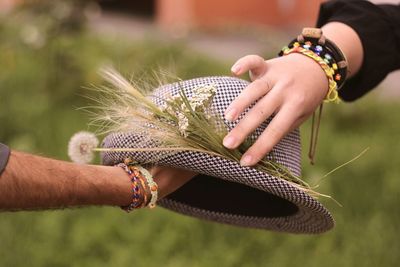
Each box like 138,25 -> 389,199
150,167 -> 197,199
223,54 -> 328,166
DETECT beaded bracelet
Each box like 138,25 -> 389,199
136,165 -> 158,209
281,46 -> 340,103
136,171 -> 150,208
278,28 -> 349,164
124,158 -> 159,209
117,163 -> 143,212
117,162 -> 144,212
280,27 -> 348,91
299,28 -> 348,85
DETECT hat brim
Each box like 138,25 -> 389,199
102,132 -> 334,234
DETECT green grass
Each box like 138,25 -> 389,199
1,3 -> 400,267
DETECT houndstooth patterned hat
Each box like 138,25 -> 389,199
101,76 -> 334,234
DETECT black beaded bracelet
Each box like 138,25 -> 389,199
281,28 -> 348,91
0,143 -> 11,176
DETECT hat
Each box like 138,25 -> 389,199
101,76 -> 334,234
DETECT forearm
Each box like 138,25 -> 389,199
0,151 -> 195,211
0,151 -> 131,210
317,0 -> 400,101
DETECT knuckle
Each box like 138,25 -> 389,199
233,122 -> 250,138
228,98 -> 240,108
293,92 -> 307,106
251,104 -> 268,117
258,78 -> 272,91
233,95 -> 249,109
248,143 -> 269,161
247,80 -> 263,91
266,125 -> 284,141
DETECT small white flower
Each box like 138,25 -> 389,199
160,85 -> 217,137
189,85 -> 216,111
177,112 -> 189,137
193,85 -> 216,99
68,131 -> 99,164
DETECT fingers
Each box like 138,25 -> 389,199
239,104 -> 301,166
227,55 -> 272,121
225,78 -> 273,121
231,55 -> 267,79
225,54 -> 326,166
223,88 -> 281,150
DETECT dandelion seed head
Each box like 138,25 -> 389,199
68,131 -> 99,164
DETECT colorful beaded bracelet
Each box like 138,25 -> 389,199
281,46 -> 340,103
282,41 -> 342,81
136,165 -> 158,209
280,27 -> 348,91
136,170 -> 150,208
117,162 -> 144,212
298,28 -> 348,85
124,158 -> 159,209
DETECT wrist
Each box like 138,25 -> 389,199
85,165 -> 133,207
321,22 -> 363,78
61,164 -> 132,208
279,27 -> 349,103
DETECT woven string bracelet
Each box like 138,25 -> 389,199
124,158 -> 159,209
117,162 -> 143,212
136,171 -> 149,208
135,165 -> 158,209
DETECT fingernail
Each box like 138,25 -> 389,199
231,64 -> 241,74
225,107 -> 237,121
240,155 -> 253,166
223,136 -> 236,148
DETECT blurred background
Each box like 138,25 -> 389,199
0,0 -> 399,266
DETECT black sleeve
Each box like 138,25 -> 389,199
316,0 -> 400,101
